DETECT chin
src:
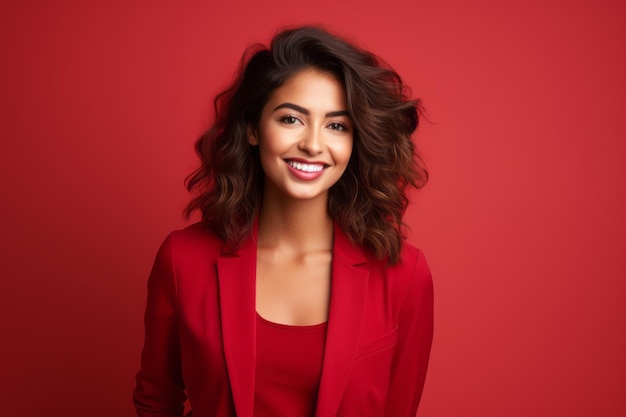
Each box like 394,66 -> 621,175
284,187 -> 328,201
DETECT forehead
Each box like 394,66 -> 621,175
264,69 -> 347,111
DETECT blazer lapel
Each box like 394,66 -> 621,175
315,224 -> 369,417
217,233 -> 257,417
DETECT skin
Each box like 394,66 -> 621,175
248,69 -> 353,326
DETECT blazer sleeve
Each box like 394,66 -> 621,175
133,233 -> 187,417
384,249 -> 434,417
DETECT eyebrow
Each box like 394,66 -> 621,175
273,102 -> 350,118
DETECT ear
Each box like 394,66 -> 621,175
247,124 -> 258,145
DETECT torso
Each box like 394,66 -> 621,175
254,313 -> 327,417
255,246 -> 332,326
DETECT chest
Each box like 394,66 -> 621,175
255,250 -> 332,326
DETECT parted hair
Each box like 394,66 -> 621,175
185,26 -> 428,264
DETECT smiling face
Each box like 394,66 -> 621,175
249,68 -> 354,203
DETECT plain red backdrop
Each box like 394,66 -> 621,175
1,0 -> 625,416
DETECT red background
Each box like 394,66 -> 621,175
1,0 -> 625,416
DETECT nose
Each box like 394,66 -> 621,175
298,126 -> 324,155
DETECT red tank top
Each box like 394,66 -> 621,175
254,313 -> 327,417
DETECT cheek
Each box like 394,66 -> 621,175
258,125 -> 290,154
336,138 -> 354,166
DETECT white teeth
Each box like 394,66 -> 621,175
287,160 -> 324,172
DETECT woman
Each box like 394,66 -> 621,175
134,26 -> 433,417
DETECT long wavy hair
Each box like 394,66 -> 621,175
185,26 -> 428,264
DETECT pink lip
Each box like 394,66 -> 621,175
284,159 -> 327,181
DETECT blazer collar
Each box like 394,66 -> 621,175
216,222 -> 370,417
315,223 -> 370,417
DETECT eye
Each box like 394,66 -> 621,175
328,122 -> 348,131
280,115 -> 301,125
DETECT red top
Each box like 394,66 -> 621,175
254,313 -> 328,417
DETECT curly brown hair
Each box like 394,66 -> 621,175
185,26 -> 428,264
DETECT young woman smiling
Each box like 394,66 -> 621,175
134,26 -> 433,417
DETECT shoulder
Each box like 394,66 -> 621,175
148,223 -> 228,287
157,222 -> 226,264
385,242 -> 431,282
168,222 -> 224,248
380,241 -> 433,306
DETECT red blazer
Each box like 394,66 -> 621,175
134,222 -> 433,417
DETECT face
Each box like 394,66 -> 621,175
249,69 -> 353,203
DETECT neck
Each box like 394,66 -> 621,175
257,189 -> 333,253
